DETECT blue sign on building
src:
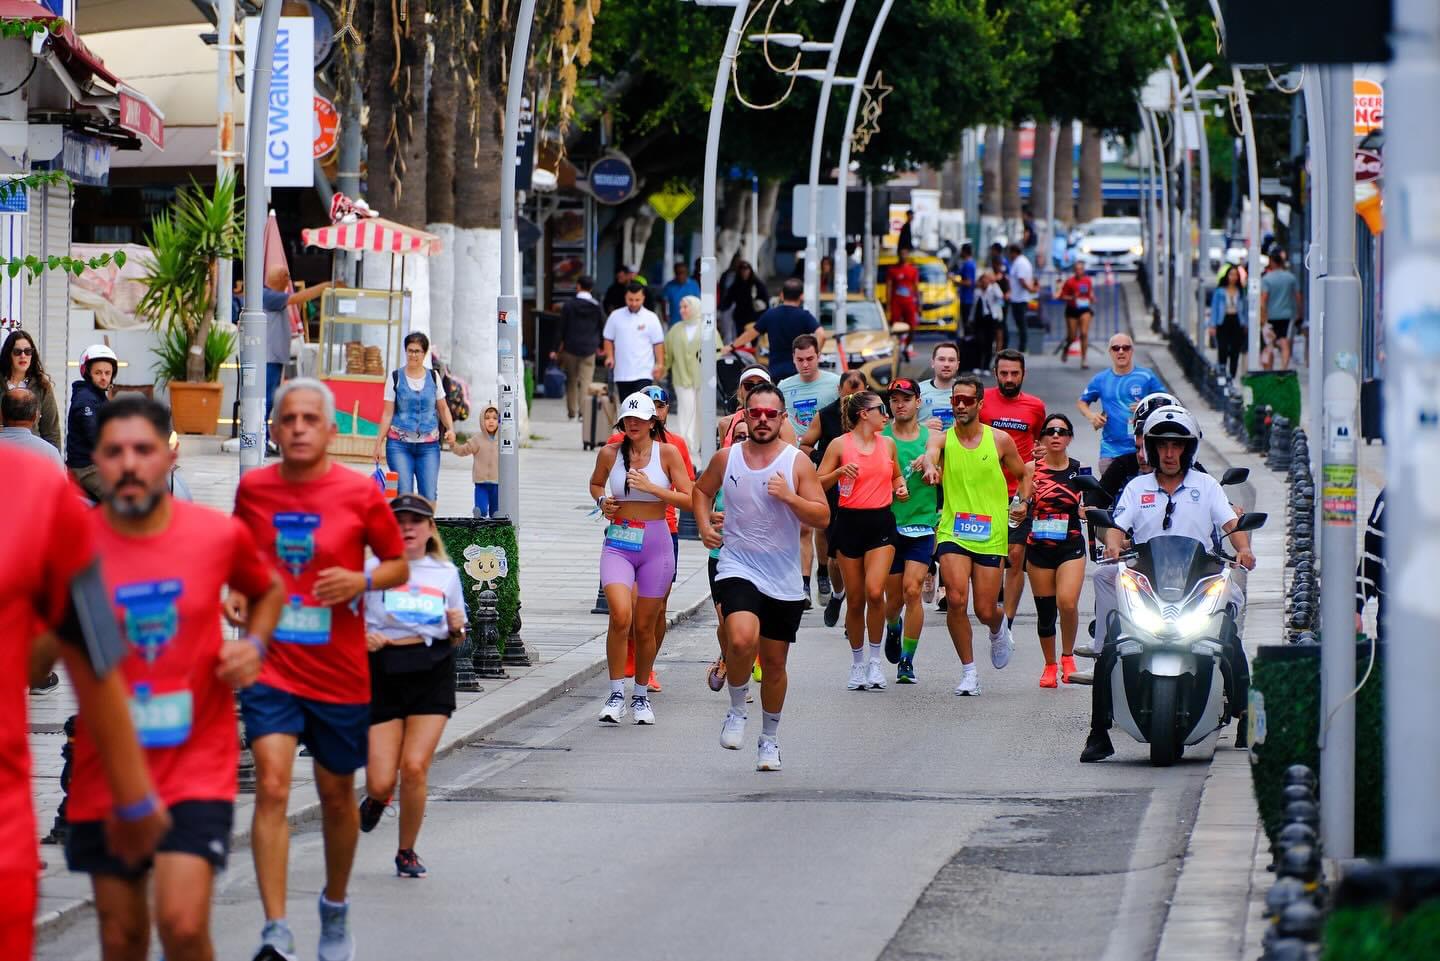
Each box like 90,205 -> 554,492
590,156 -> 635,206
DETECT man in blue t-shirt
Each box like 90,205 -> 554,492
1075,333 -> 1167,472
660,261 -> 701,327
724,277 -> 824,380
953,243 -> 977,325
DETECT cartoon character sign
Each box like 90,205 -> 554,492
114,580 -> 183,664
463,543 -> 509,588
273,512 -> 322,577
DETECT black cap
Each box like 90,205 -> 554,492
390,493 -> 435,518
888,378 -> 921,397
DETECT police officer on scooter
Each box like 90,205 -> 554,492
1080,405 -> 1257,763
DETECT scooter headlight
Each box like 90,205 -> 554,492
1119,570 -> 1166,633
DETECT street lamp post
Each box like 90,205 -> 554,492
831,0 -> 896,337
694,0 -> 749,470
496,0 -> 538,525
215,0 -> 237,339
1160,0 -> 1212,349
238,0 -> 282,474
802,0 -> 861,320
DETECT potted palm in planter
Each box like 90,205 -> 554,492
136,173 -> 243,433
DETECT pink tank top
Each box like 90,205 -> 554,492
838,433 -> 894,509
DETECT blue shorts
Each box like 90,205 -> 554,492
889,531 -> 936,575
239,682 -> 370,775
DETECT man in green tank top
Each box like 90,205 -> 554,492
921,375 -> 1030,697
881,379 -> 940,683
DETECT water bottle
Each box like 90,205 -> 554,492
1008,494 -> 1024,529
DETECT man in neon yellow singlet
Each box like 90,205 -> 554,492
921,375 -> 1029,696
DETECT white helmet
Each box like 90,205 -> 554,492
1142,404 -> 1200,473
79,344 -> 118,377
1131,391 -> 1182,434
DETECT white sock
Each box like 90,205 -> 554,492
610,679 -> 625,696
868,642 -> 883,662
963,661 -> 977,675
851,646 -> 865,666
762,711 -> 782,738
728,682 -> 748,712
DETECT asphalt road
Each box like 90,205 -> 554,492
38,341 -> 1219,961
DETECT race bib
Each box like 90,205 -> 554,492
129,684 -> 193,748
895,285 -> 913,299
793,397 -> 818,427
383,584 -> 446,628
275,595 -> 333,645
952,512 -> 992,541
934,407 -> 954,429
1076,298 -> 1091,309
605,520 -> 646,553
1033,514 -> 1071,541
897,524 -> 934,538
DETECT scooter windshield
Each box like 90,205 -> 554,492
1134,536 -> 1221,603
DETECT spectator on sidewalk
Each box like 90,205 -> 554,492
725,277 -> 824,381
262,267 -> 332,448
1260,249 -> 1302,371
373,332 -> 457,505
1208,265 -> 1248,379
555,275 -> 605,419
453,405 -> 502,518
603,281 -> 666,398
661,261 -> 700,327
0,387 -> 61,466
663,295 -> 706,453
603,265 -> 635,316
1006,243 -> 1037,353
1355,487 -> 1385,639
66,344 -> 117,501
719,260 -> 768,339
0,329 -> 60,450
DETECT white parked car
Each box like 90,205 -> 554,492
1077,217 -> 1144,272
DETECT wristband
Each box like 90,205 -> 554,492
365,572 -> 374,593
114,793 -> 159,823
244,633 -> 265,661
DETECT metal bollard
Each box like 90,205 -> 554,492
40,713 -> 77,845
473,588 -> 508,679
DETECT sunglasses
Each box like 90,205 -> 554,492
1110,344 -> 1134,353
1041,426 -> 1073,437
861,405 -> 887,416
1162,496 -> 1175,531
746,407 -> 782,421
952,394 -> 980,408
11,346 -> 32,357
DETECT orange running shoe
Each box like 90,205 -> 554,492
647,670 -> 662,693
1060,655 -> 1078,684
624,638 -> 636,678
1039,664 -> 1059,688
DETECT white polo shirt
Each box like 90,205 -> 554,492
1008,254 -> 1035,303
603,306 -> 664,382
1112,469 -> 1235,545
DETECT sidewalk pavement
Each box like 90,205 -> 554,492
32,393 -> 714,934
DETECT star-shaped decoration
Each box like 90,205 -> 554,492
852,70 -> 892,153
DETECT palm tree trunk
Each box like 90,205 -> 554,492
451,66 -> 504,424
1052,120 -> 1075,226
426,15 -> 460,364
1078,125 -> 1104,223
1030,122 -> 1052,234
1001,125 -> 1023,231
981,125 -> 1002,223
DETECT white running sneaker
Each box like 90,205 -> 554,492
719,709 -> 747,750
631,695 -> 655,725
756,736 -> 782,772
847,662 -> 868,690
867,659 -> 887,690
599,691 -> 627,723
990,622 -> 1014,670
954,672 -> 982,696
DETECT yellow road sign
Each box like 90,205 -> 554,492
648,185 -> 696,223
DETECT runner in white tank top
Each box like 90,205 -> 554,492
694,384 -> 830,771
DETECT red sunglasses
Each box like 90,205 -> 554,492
746,406 -> 783,421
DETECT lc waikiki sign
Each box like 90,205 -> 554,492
243,17 -> 316,188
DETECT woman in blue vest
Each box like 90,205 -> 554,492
374,332 -> 457,503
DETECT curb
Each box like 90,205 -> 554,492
35,589 -> 713,938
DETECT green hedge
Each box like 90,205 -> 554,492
1250,642 -> 1385,857
1243,369 -> 1301,436
436,517 -> 519,653
1323,866 -> 1440,960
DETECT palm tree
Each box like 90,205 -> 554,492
1078,126 -> 1104,223
1052,120 -> 1075,226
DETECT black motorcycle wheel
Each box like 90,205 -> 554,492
1149,675 -> 1181,767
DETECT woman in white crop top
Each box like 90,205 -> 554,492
586,391 -> 693,725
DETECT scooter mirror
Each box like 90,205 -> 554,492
1228,511 -> 1268,535
1220,467 -> 1250,486
1071,473 -> 1105,495
1085,507 -> 1117,529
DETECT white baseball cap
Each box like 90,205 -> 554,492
618,391 -> 658,422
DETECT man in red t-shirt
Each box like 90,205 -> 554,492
0,446 -> 168,961
233,379 -> 407,961
65,395 -> 284,961
888,247 -> 921,352
608,384 -> 695,691
981,349 -> 1048,628
1056,261 -> 1096,368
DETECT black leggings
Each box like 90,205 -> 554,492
1215,316 -> 1245,379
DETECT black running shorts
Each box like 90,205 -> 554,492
714,577 -> 806,643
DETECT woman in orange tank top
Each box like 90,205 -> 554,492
818,391 -> 909,690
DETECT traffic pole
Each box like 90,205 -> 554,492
1317,62 -> 1359,861
803,0 -> 860,320
1384,0 -> 1440,864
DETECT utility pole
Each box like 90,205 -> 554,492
802,0 -> 860,319
238,0 -> 281,473
215,0 -> 237,334
1318,62 -> 1359,861
1384,0 -> 1440,864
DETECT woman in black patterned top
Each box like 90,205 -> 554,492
1024,413 -> 1090,688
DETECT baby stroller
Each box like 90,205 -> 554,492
716,352 -> 748,414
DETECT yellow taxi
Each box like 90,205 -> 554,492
754,295 -> 902,390
875,252 -> 961,333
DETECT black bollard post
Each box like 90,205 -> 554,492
40,714 -> 76,845
474,588 -> 508,678
453,619 -> 484,693
502,599 -> 538,668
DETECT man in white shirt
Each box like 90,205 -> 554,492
0,387 -> 62,466
1005,243 -> 1037,353
603,281 -> 666,399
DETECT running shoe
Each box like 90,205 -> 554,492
631,695 -> 655,725
803,595 -> 813,611
395,848 -> 427,878
720,709 -> 746,750
921,575 -> 935,604
1067,669 -> 1095,685
884,621 -> 902,664
317,895 -> 355,961
954,673 -> 981,696
847,662 -> 868,691
1080,730 -> 1115,763
756,736 -> 782,772
817,573 -> 832,607
1039,664 -> 1059,689
599,691 -> 627,723
253,921 -> 298,961
29,671 -> 59,695
824,593 -> 844,627
989,623 -> 1013,670
358,795 -> 389,834
867,659 -> 888,690
896,655 -> 916,684
1060,655 -> 1078,684
647,671 -> 662,693
707,658 -> 727,692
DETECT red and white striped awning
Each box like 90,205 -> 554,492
301,218 -> 444,257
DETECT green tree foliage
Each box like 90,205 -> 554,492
1032,0 -> 1171,131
